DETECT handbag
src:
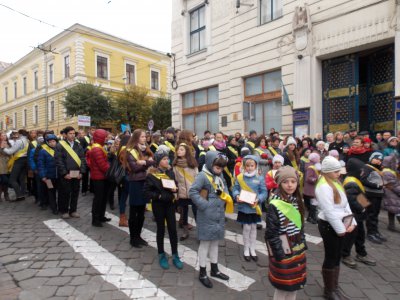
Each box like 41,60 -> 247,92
106,157 -> 125,184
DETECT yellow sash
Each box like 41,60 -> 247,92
42,144 -> 55,157
343,176 -> 365,193
268,147 -> 278,156
31,141 -> 38,148
204,173 -> 234,213
175,167 -> 195,184
84,136 -> 90,144
164,141 -> 176,153
152,172 -> 171,180
308,165 -> 320,177
224,166 -> 235,188
236,174 -> 262,216
59,140 -> 81,167
255,148 -> 264,156
91,143 -> 107,156
247,141 -> 255,149
382,168 -> 397,177
300,157 -> 310,163
291,159 -> 299,171
7,141 -> 29,172
151,143 -> 159,150
208,145 -> 216,151
128,148 -> 140,160
228,146 -> 238,158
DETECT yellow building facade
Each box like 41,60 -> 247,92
0,23 -> 170,133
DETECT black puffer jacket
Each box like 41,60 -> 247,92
143,167 -> 176,204
344,158 -> 366,216
360,163 -> 384,198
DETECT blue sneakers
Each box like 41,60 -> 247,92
159,253 -> 169,270
172,254 -> 183,269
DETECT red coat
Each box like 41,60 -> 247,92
87,129 -> 109,180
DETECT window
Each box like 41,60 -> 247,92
49,64 -> 54,84
33,105 -> 38,124
23,77 -> 27,95
190,5 -> 206,53
182,86 -> 219,137
23,109 -> 27,127
151,70 -> 160,90
4,87 -> 8,102
13,112 -> 17,129
244,69 -> 281,101
248,100 -> 282,133
14,82 -> 17,99
97,56 -> 108,79
50,101 -> 55,121
34,71 -> 38,90
64,55 -> 70,78
260,0 -> 283,24
126,63 -> 136,85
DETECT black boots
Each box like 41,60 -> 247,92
322,268 -> 349,300
199,267 -> 213,288
387,212 -> 399,232
307,205 -> 318,224
210,263 -> 229,280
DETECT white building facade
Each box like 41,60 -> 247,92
171,0 -> 400,137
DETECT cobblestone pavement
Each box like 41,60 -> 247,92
1,194 -> 400,300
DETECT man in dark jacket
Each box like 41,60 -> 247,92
342,158 -> 376,268
361,152 -> 385,244
87,129 -> 110,227
55,126 -> 86,219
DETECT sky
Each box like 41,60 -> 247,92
0,0 -> 172,63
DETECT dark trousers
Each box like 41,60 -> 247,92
34,174 -> 43,204
177,198 -> 197,225
40,179 -> 57,212
318,219 -> 344,269
92,179 -> 108,222
342,214 -> 367,257
366,196 -> 382,235
81,170 -> 89,194
152,201 -> 178,254
58,177 -> 80,214
9,157 -> 27,198
118,177 -> 129,214
129,205 -> 146,240
107,181 -> 117,207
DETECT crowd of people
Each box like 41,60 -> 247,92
1,125 -> 399,300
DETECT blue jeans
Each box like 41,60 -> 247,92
118,176 -> 129,214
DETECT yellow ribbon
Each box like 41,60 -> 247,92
204,173 -> 234,213
7,141 -> 29,172
91,143 -> 107,156
228,146 -> 238,158
343,176 -> 365,193
175,167 -> 195,184
128,148 -> 139,160
236,174 -> 262,216
59,140 -> 82,167
268,146 -> 278,156
164,141 -> 176,153
42,144 -> 55,157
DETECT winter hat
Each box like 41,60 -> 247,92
321,156 -> 342,173
154,149 -> 169,166
382,155 -> 396,170
37,136 -> 44,144
363,137 -> 372,143
243,155 -> 260,165
275,166 -> 298,185
328,150 -> 339,158
158,144 -> 170,154
272,154 -> 284,165
165,127 -> 175,135
286,137 -> 297,147
240,147 -> 251,156
369,152 -> 383,163
45,134 -> 58,142
388,136 -> 398,143
309,153 -> 320,163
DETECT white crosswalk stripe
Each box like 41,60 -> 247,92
44,219 -> 175,300
225,213 -> 323,244
108,214 -> 256,292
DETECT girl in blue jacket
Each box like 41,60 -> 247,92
232,155 -> 268,262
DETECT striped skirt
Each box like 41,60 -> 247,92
268,250 -> 307,292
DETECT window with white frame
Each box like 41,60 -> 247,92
23,77 -> 27,95
126,63 -> 136,85
4,87 -> 8,102
34,70 -> 38,90
23,109 -> 27,127
96,55 -> 108,79
151,70 -> 160,90
14,82 -> 17,99
260,0 -> 283,24
33,105 -> 38,124
50,100 -> 55,121
190,5 -> 206,54
49,64 -> 54,84
13,112 -> 17,129
64,55 -> 70,78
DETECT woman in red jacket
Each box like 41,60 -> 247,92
87,129 -> 110,227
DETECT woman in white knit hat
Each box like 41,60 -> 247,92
316,156 -> 356,300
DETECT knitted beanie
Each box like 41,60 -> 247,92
154,149 -> 169,166
369,152 -> 383,163
286,137 -> 297,147
321,156 -> 341,173
275,166 -> 298,185
328,150 -> 339,158
309,153 -> 320,163
272,154 -> 284,165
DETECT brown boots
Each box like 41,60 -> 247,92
119,214 -> 128,227
322,267 -> 349,300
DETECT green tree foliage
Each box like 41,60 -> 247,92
63,83 -> 113,126
151,96 -> 171,130
112,86 -> 152,130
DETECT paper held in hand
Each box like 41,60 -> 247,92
69,170 -> 80,178
45,179 -> 53,189
239,190 -> 257,205
342,214 -> 354,229
161,179 -> 177,190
